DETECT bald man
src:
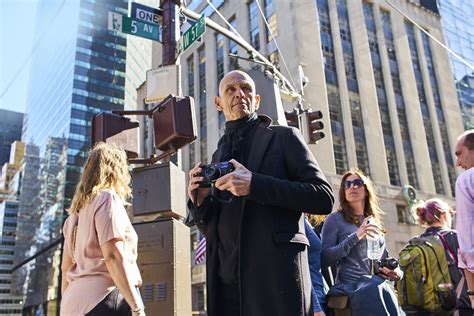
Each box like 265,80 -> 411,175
185,70 -> 334,316
454,130 -> 474,310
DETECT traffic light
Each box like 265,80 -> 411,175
91,112 -> 140,158
284,110 -> 299,128
306,110 -> 325,143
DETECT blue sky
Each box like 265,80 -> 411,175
0,0 -> 38,114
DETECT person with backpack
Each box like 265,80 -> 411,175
321,169 -> 403,315
397,199 -> 472,315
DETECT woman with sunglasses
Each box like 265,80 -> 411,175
321,169 -> 403,314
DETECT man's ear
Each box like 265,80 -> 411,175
215,96 -> 222,111
254,94 -> 261,111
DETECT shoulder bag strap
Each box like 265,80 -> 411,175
436,232 -> 458,266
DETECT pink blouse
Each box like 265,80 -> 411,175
60,190 -> 141,316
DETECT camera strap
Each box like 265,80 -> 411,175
194,188 -> 234,205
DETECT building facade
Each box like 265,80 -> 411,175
177,0 -> 464,312
0,200 -> 22,316
0,110 -> 23,167
0,141 -> 24,204
17,0 -> 128,313
0,142 -> 25,316
438,0 -> 474,129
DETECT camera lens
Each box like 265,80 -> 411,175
205,166 -> 218,180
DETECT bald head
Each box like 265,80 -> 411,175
455,129 -> 474,170
218,70 -> 256,96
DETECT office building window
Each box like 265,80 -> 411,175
228,18 -> 238,71
198,46 -> 207,163
264,0 -> 277,43
406,22 -> 444,194
248,0 -> 260,51
422,32 -> 456,195
216,33 -> 225,86
337,0 -> 358,93
397,204 -> 407,224
363,3 -> 400,185
380,8 -> 418,188
216,33 -> 225,137
350,94 -> 370,175
187,56 -> 196,169
317,0 -> 348,174
328,87 -> 348,174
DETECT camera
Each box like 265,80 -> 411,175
374,257 -> 399,272
199,161 -> 235,188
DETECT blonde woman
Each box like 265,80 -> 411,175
60,143 -> 145,316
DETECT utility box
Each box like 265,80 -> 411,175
132,162 -> 186,218
134,219 -> 191,316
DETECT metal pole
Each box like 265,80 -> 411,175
162,0 -> 179,66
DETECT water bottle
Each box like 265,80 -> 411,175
366,217 -> 383,260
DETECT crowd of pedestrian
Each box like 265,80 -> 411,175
59,70 -> 473,316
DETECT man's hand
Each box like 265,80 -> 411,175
188,162 -> 211,206
214,159 -> 252,196
378,266 -> 402,282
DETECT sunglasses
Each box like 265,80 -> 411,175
344,178 -> 365,190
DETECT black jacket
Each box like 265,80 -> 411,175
186,115 -> 334,316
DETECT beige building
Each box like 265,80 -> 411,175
0,141 -> 25,203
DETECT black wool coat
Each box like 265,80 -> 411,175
186,115 -> 334,316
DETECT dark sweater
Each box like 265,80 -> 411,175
215,114 -> 259,284
321,211 -> 387,284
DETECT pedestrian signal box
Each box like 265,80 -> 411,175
284,110 -> 299,129
91,112 -> 140,158
153,95 -> 197,153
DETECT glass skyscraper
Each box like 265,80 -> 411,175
438,0 -> 474,129
0,110 -> 23,166
17,0 -> 128,313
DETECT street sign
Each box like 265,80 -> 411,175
131,2 -> 162,25
108,11 -> 162,43
181,14 -> 206,52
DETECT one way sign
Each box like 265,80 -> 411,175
108,11 -> 162,43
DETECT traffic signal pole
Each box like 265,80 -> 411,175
127,3 -> 193,316
162,0 -> 178,66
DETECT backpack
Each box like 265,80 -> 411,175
397,234 -> 456,315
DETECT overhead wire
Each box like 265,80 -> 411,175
386,0 -> 474,71
205,0 -> 298,91
205,0 -> 246,43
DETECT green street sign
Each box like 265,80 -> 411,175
108,11 -> 162,43
123,16 -> 162,42
181,14 -> 206,52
